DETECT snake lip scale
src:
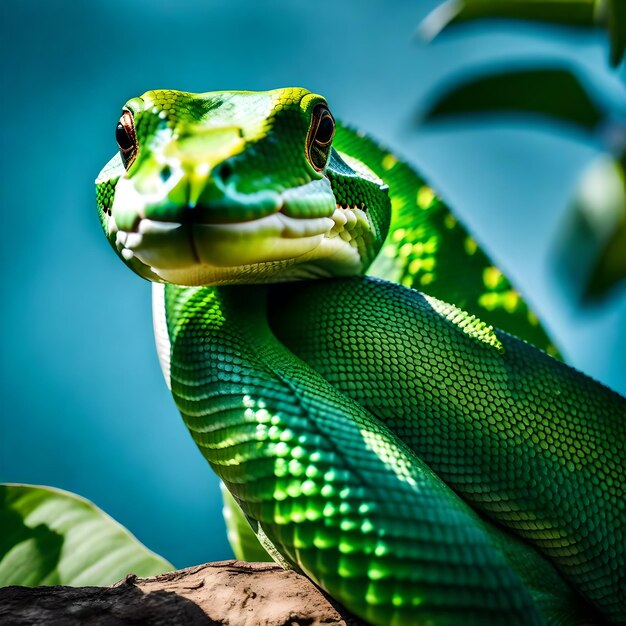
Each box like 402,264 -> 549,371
110,205 -> 368,274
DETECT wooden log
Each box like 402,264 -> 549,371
0,560 -> 365,626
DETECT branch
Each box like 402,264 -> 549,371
0,560 -> 365,626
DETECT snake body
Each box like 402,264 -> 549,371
96,88 -> 625,625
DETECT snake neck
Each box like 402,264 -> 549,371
153,283 -> 282,388
157,282 -> 310,568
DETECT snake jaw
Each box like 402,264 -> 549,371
108,206 -> 370,286
104,167 -> 377,286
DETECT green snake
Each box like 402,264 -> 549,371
96,88 -> 625,625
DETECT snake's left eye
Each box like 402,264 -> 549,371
307,104 -> 335,171
116,111 -> 137,168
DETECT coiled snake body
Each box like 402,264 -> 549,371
96,88 -> 625,625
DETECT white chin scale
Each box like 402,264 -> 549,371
152,283 -> 171,390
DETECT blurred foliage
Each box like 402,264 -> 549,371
421,66 -> 605,132
421,0 -> 626,302
422,0 -> 625,66
588,156 -> 626,294
221,484 -> 273,562
555,154 -> 626,299
0,484 -> 171,586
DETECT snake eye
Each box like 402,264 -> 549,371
116,111 -> 137,168
307,104 -> 335,171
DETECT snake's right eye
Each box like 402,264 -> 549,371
116,111 -> 137,168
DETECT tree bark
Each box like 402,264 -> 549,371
0,560 -> 365,626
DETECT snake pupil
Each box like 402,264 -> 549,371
216,162 -> 233,184
315,114 -> 334,145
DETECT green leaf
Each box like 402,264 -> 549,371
606,0 -> 626,66
422,0 -> 624,66
555,153 -> 626,300
421,67 -> 604,132
0,484 -> 172,586
423,0 -> 597,32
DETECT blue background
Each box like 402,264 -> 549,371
2,0 -> 625,568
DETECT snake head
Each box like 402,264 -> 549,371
96,88 -> 390,285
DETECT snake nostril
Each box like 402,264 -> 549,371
215,163 -> 233,185
160,165 -> 172,183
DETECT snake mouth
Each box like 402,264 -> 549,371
109,204 -> 370,286
114,210 -> 335,264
